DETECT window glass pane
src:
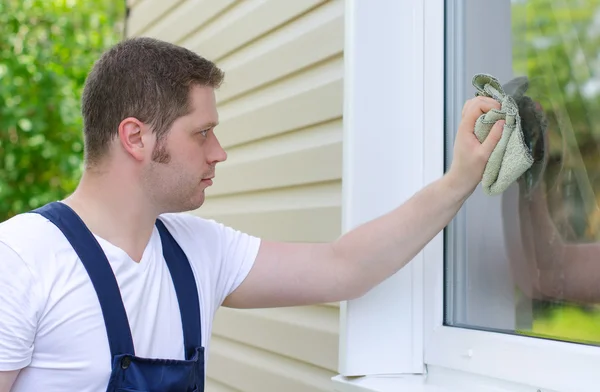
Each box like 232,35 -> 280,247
445,0 -> 600,345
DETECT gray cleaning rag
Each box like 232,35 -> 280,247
472,73 -> 534,196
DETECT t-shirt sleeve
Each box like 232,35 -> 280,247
0,241 -> 40,371
160,213 -> 262,311
214,223 -> 261,307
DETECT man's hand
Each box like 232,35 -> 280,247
447,96 -> 504,196
223,97 -> 505,309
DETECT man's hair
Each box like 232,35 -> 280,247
81,37 -> 224,166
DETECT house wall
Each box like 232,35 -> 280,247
125,0 -> 344,390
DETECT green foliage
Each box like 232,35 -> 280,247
518,303 -> 600,345
0,0 -> 125,221
512,0 -> 600,241
512,0 -> 600,150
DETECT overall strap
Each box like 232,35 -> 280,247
32,202 -> 135,359
155,219 -> 202,360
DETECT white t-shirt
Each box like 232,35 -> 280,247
0,210 -> 261,391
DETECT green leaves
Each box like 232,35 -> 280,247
512,0 -> 600,241
0,0 -> 125,220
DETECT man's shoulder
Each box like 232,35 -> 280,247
157,212 -> 258,252
158,212 -> 223,234
157,212 -> 225,247
0,211 -> 58,244
0,211 -> 66,265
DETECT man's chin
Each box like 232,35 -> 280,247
186,192 -> 206,212
160,193 -> 205,214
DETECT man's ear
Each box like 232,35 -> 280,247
118,117 -> 149,161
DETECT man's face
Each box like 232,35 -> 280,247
142,85 -> 227,213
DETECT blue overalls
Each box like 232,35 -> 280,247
33,202 -> 205,392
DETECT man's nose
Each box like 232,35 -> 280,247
208,134 -> 227,164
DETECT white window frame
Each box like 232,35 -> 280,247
337,0 -> 426,377
334,0 -> 600,391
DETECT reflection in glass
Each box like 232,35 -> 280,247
445,0 -> 600,345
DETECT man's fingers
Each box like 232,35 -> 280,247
461,97 -> 501,131
481,119 -> 505,156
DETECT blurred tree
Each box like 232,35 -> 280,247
512,0 -> 600,241
0,0 -> 125,221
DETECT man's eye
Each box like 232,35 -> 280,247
200,130 -> 209,137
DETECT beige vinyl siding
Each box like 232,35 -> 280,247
126,1 -> 344,390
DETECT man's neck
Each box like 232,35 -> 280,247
63,170 -> 158,263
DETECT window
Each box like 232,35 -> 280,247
426,0 -> 600,390
445,0 -> 600,348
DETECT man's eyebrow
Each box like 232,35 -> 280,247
194,121 -> 219,131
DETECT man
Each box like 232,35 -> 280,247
0,37 -> 504,391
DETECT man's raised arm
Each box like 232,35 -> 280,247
223,97 -> 504,309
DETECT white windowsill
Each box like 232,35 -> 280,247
332,366 -> 559,392
332,375 -> 452,392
